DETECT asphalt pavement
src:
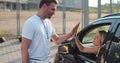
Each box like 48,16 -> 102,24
0,39 -> 59,63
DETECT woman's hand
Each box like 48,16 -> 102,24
71,22 -> 80,36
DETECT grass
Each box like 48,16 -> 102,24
0,30 -> 4,38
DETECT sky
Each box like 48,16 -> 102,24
89,0 -> 118,7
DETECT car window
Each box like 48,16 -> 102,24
82,25 -> 110,47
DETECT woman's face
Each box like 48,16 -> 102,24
93,32 -> 101,46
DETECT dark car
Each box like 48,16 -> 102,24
55,13 -> 120,63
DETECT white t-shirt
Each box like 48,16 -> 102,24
22,15 -> 56,62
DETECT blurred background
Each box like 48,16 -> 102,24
0,0 -> 120,63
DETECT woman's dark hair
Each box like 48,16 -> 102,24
39,0 -> 59,8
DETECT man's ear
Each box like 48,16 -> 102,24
42,4 -> 47,9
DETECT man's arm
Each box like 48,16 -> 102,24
21,37 -> 31,63
51,22 -> 80,44
51,32 -> 72,44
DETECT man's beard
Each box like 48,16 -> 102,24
46,15 -> 52,19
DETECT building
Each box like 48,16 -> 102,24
0,0 -> 28,11
59,0 -> 82,10
0,0 -> 82,11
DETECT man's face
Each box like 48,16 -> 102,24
45,3 -> 57,19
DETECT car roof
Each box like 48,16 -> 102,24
102,13 -> 120,18
97,13 -> 120,21
90,13 -> 120,25
78,13 -> 120,41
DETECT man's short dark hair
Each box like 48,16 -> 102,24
39,0 -> 59,8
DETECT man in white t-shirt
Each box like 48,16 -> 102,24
21,0 -> 80,63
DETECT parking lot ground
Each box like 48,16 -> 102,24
0,39 -> 59,63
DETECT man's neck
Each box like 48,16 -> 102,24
37,10 -> 45,20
